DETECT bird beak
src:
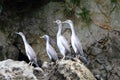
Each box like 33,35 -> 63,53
40,36 -> 44,38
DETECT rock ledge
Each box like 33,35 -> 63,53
0,59 -> 96,80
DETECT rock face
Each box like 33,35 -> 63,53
55,59 -> 96,80
0,59 -> 38,80
0,59 -> 96,80
0,0 -> 120,80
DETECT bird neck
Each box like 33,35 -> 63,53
45,37 -> 50,46
69,23 -> 76,36
21,35 -> 28,45
57,24 -> 62,37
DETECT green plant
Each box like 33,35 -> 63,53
110,0 -> 117,3
79,7 -> 91,23
64,0 -> 81,17
64,5 -> 75,17
70,0 -> 81,6
64,0 -> 91,23
110,0 -> 120,14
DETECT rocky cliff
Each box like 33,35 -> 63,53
0,0 -> 120,80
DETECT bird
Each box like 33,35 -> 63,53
62,20 -> 87,64
16,32 -> 39,67
53,20 -> 71,60
40,35 -> 58,62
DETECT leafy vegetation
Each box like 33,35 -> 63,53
110,0 -> 120,14
64,0 -> 91,23
70,0 -> 81,6
78,7 -> 91,23
110,0 -> 118,3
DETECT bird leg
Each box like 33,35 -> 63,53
76,54 -> 80,59
61,55 -> 65,60
28,61 -> 34,66
56,59 -> 59,64
75,54 -> 88,64
30,62 -> 34,66
28,61 -> 32,65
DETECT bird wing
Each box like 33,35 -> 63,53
25,44 -> 37,60
60,36 -> 71,53
26,44 -> 39,66
72,36 -> 87,64
47,44 -> 58,61
73,36 -> 84,56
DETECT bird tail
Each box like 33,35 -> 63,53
35,62 -> 39,67
79,56 -> 88,64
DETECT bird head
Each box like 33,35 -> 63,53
40,35 -> 49,40
15,32 -> 24,36
62,20 -> 72,24
53,20 -> 62,24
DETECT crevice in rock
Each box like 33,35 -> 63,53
13,42 -> 29,62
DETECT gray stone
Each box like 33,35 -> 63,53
0,59 -> 38,80
0,59 -> 96,80
0,1 -> 120,80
